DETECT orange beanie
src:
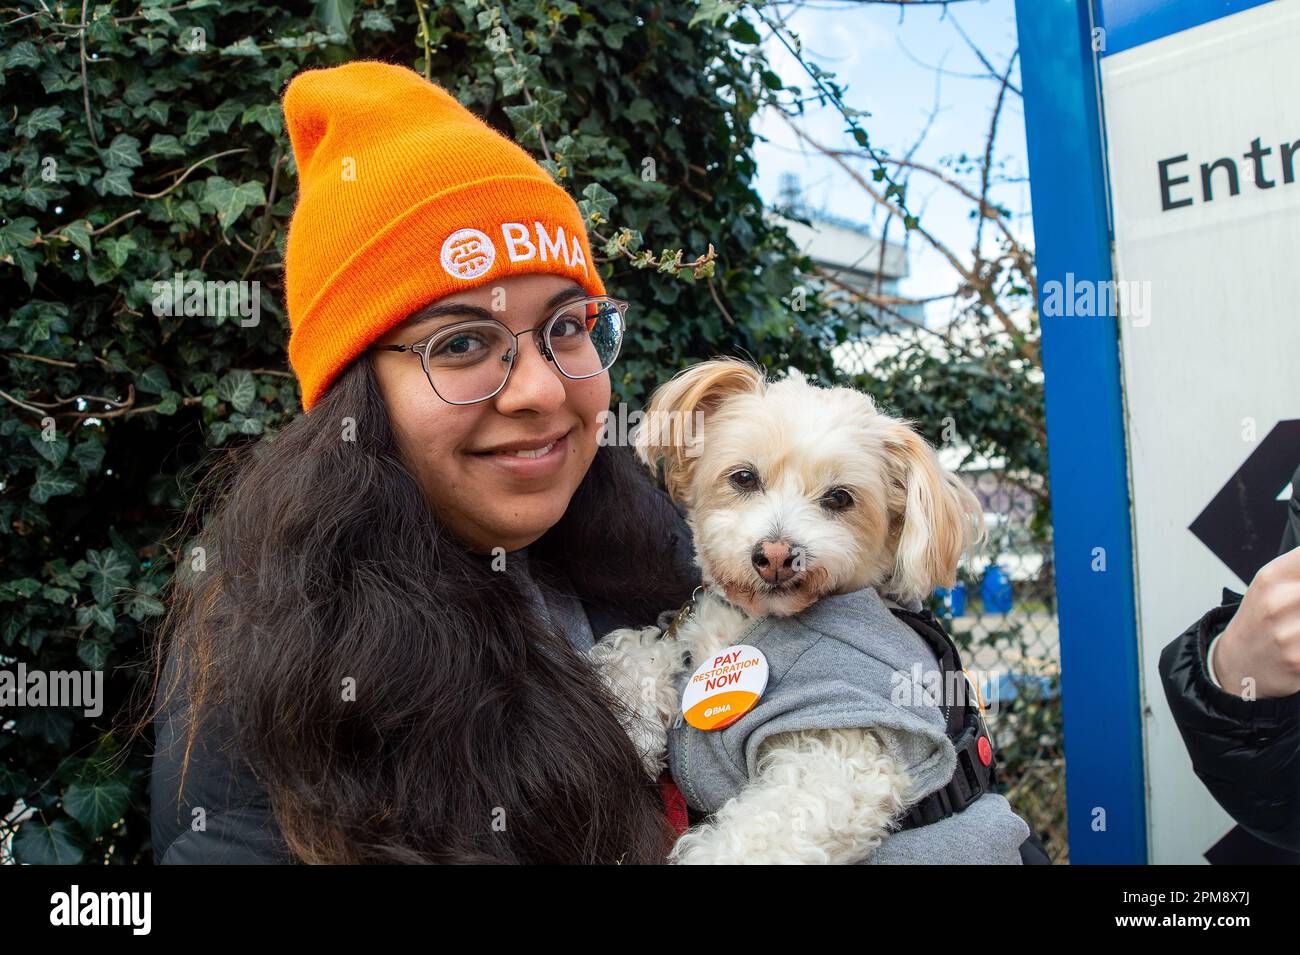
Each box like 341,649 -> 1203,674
281,61 -> 607,410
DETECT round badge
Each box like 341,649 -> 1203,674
440,227 -> 495,280
681,644 -> 769,731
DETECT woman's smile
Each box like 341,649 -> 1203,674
467,424 -> 576,479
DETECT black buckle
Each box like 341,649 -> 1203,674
898,725 -> 994,831
949,735 -> 982,811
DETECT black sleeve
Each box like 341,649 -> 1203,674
1280,464 -> 1300,555
149,644 -> 293,864
1158,588 -> 1300,852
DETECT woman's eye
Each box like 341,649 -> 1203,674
822,488 -> 854,511
729,469 -> 759,491
430,333 -> 489,361
549,316 -> 587,341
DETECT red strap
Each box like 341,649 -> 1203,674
658,771 -> 689,837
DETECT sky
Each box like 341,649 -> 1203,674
749,0 -> 1030,325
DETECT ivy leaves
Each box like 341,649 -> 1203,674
99,133 -> 143,172
63,778 -> 132,840
200,176 -> 267,230
15,105 -> 65,138
90,134 -> 145,198
12,818 -> 86,866
78,548 -> 133,608
8,735 -> 140,865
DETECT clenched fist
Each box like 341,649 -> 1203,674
1213,546 -> 1300,699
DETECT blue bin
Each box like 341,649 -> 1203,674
934,581 -> 967,617
981,564 -> 1013,614
979,672 -> 1058,707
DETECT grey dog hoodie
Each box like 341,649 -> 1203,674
664,585 -> 1031,864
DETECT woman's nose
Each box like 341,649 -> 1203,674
493,334 -> 567,413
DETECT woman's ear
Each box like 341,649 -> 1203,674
883,421 -> 986,603
634,358 -> 766,503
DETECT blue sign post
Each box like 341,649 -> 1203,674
1015,0 -> 1146,864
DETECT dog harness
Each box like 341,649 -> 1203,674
883,601 -> 998,830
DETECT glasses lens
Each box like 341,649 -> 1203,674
547,299 -> 624,379
421,322 -> 513,403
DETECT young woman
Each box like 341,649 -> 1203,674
147,62 -> 699,864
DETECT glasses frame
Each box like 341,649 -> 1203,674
371,295 -> 629,405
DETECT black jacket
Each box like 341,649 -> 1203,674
1158,464 -> 1300,853
149,494 -> 700,864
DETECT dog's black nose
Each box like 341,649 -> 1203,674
752,540 -> 799,585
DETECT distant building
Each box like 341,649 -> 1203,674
767,172 -> 921,334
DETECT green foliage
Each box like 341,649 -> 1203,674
865,339 -> 1047,488
1,0 -> 842,863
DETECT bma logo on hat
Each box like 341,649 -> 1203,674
440,228 -> 495,280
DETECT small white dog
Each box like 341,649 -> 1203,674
589,358 -> 988,864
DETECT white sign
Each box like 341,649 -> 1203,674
1101,2 -> 1300,863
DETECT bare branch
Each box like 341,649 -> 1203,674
78,0 -> 97,147
133,148 -> 250,201
973,48 -> 1020,277
778,113 -> 1038,365
949,13 -> 1023,97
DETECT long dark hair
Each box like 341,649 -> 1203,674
145,356 -> 697,863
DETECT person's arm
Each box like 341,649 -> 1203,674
1158,546 -> 1300,852
149,648 -> 293,864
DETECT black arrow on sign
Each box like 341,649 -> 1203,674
1189,419 -> 1300,585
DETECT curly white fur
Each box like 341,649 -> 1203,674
588,625 -> 691,779
669,727 -> 914,864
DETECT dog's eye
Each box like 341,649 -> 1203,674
728,469 -> 759,491
821,488 -> 854,511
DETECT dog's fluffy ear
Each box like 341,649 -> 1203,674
883,422 -> 985,602
634,358 -> 766,503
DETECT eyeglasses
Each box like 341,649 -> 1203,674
371,295 -> 628,405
